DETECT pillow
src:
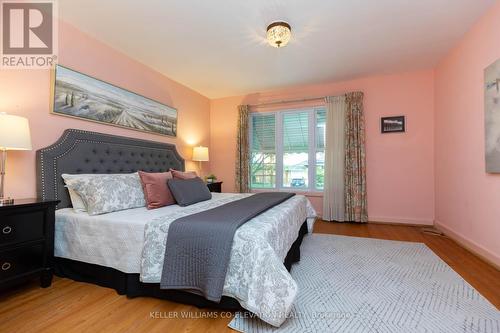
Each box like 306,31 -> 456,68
138,171 -> 176,209
68,188 -> 87,213
62,174 -> 95,213
64,173 -> 146,215
170,169 -> 198,180
167,177 -> 212,207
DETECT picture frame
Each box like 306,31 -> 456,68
485,58 -> 500,173
381,116 -> 405,133
50,64 -> 178,137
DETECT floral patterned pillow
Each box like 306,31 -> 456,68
65,173 -> 146,215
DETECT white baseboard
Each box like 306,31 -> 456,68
434,220 -> 500,270
368,216 -> 433,226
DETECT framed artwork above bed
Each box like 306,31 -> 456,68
50,65 -> 178,137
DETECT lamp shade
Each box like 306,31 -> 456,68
192,146 -> 209,161
0,113 -> 32,150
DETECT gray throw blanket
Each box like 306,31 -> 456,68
160,192 -> 295,302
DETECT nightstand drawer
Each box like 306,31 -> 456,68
0,244 -> 44,282
0,210 -> 45,246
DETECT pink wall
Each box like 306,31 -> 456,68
210,70 -> 435,224
0,21 -> 211,199
434,2 -> 500,266
2,7 -> 497,265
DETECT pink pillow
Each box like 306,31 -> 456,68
170,169 -> 198,180
138,171 -> 176,209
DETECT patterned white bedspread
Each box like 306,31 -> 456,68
140,193 -> 316,327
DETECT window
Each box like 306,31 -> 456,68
250,107 -> 326,191
250,114 -> 276,188
283,111 -> 309,189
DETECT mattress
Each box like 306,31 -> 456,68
55,192 -> 316,274
55,198 -> 171,273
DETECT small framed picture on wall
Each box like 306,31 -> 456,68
381,116 -> 405,133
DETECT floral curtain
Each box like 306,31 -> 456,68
344,92 -> 368,222
235,105 -> 250,193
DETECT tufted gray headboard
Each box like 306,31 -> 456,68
36,129 -> 185,209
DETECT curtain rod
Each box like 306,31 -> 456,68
249,96 -> 326,108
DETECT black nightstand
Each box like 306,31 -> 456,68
206,181 -> 223,193
0,199 -> 59,291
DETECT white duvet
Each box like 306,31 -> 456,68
55,193 -> 316,327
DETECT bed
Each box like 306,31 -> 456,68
37,129 -> 316,327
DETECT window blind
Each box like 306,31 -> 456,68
316,109 -> 326,150
251,114 -> 275,152
283,112 -> 309,152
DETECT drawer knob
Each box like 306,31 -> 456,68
1,262 -> 11,271
2,226 -> 12,234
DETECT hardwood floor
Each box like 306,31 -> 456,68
1,220 -> 498,333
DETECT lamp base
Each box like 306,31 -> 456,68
0,197 -> 14,206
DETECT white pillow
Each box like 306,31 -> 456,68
64,173 -> 146,215
62,174 -> 96,213
68,188 -> 87,213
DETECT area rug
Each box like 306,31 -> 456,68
229,234 -> 500,333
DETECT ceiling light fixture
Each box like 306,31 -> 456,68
266,21 -> 291,48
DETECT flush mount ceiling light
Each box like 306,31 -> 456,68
266,21 -> 291,48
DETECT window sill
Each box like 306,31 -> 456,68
251,188 -> 323,197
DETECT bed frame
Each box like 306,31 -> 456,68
36,129 -> 307,309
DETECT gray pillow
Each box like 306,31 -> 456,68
167,177 -> 212,206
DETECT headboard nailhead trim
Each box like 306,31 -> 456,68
37,129 -> 185,209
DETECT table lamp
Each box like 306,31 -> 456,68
0,112 -> 32,205
192,146 -> 209,171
